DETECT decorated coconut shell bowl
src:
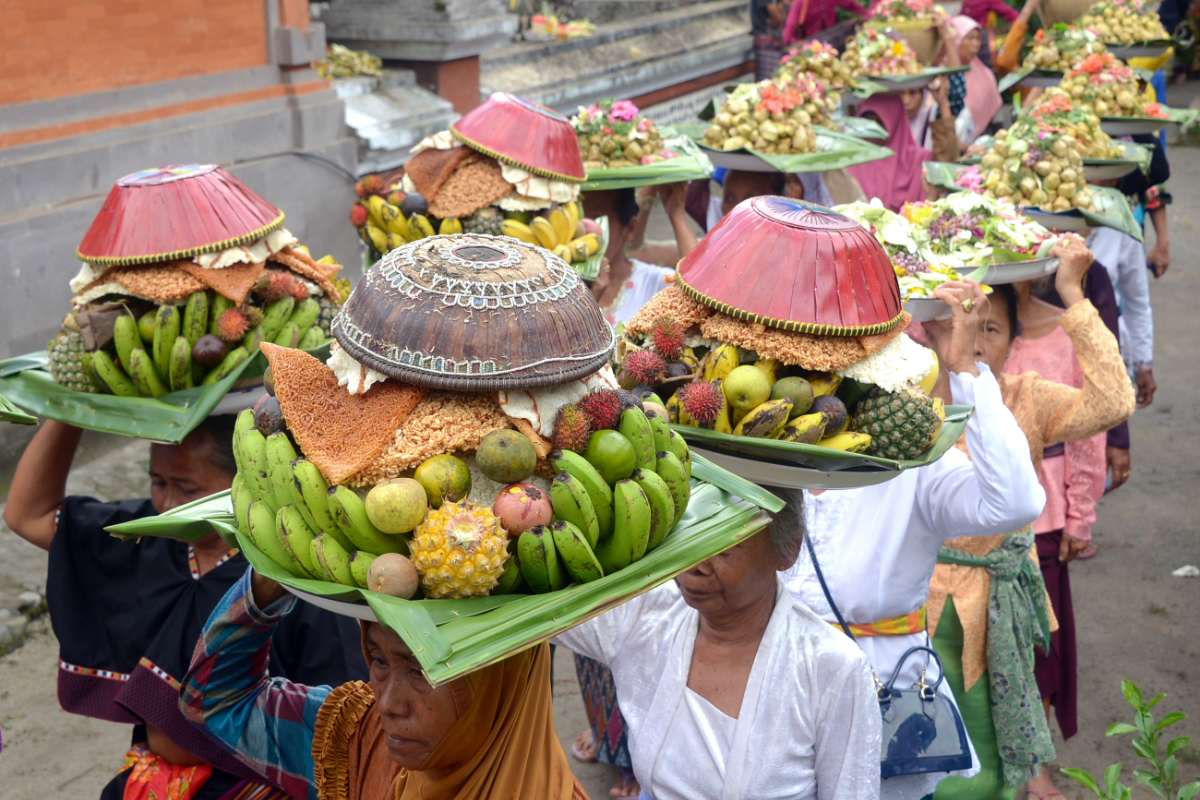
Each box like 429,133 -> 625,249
450,92 -> 587,183
332,234 -> 615,390
675,196 -> 904,336
77,165 -> 285,267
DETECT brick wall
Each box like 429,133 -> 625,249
2,0 -> 272,106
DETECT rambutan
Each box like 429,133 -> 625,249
577,390 -> 622,431
263,272 -> 303,303
241,306 -> 264,327
552,404 -> 593,453
216,309 -> 250,342
649,317 -> 685,360
350,204 -> 369,228
623,350 -> 668,386
360,175 -> 384,196
678,381 -> 724,424
354,179 -> 369,198
288,280 -> 311,304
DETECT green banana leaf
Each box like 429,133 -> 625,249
580,134 -> 714,191
673,405 -> 973,472
109,490 -> 236,543
0,342 -> 332,443
572,215 -> 609,282
838,115 -> 888,141
1102,106 -> 1198,128
922,163 -> 1144,241
853,66 -> 970,98
0,393 -> 37,425
110,472 -> 776,686
675,124 -> 895,173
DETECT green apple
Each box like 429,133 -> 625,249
723,365 -> 772,413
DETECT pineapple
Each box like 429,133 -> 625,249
47,329 -> 99,394
317,278 -> 351,337
408,500 -> 509,598
849,387 -> 944,460
462,207 -> 503,236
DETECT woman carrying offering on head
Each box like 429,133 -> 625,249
180,569 -> 586,800
4,417 -> 367,800
938,15 -> 1003,148
555,490 -> 881,800
926,237 -> 1136,800
781,275 -> 1047,799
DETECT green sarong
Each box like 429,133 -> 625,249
935,529 -> 1055,787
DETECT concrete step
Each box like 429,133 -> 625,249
336,74 -> 460,175
485,0 -> 746,68
566,0 -> 734,25
482,4 -> 751,111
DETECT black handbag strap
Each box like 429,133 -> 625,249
803,531 -> 857,643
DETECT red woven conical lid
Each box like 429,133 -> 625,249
77,165 -> 285,267
450,93 -> 586,183
676,196 -> 904,336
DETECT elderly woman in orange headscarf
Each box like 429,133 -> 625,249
179,568 -> 585,800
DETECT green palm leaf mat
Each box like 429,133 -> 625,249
110,476 -> 774,685
675,404 -> 973,472
0,342 -> 331,443
580,134 -> 715,191
0,393 -> 36,424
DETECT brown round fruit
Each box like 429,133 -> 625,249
367,552 -> 419,599
192,334 -> 228,367
253,394 -> 286,435
810,395 -> 848,435
476,429 -> 537,484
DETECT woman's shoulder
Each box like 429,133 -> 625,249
780,593 -> 872,672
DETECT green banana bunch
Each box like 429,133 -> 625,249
168,336 -> 194,392
518,526 -> 566,592
277,504 -> 320,577
201,346 -> 249,384
664,431 -> 692,480
299,327 -> 325,350
594,479 -> 651,575
153,305 -> 180,377
654,451 -> 690,528
288,298 -> 320,337
618,408 -> 656,472
113,314 -> 141,375
550,520 -> 604,584
91,350 -> 139,397
548,450 -> 613,541
290,459 -> 356,553
550,472 -> 600,549
327,485 -> 408,555
349,551 -> 377,589
182,291 -> 209,348
247,499 -> 306,578
128,348 -> 168,397
260,297 -> 295,343
492,556 -> 525,595
272,321 -> 301,348
311,532 -> 356,585
644,410 -> 672,456
239,429 -> 280,512
631,468 -> 675,552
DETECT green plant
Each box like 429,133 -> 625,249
1062,681 -> 1200,800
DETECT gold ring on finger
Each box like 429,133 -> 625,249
961,298 -> 976,314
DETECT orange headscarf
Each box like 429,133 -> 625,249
313,628 -> 582,800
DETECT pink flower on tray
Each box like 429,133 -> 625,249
610,100 -> 640,121
954,165 -> 983,191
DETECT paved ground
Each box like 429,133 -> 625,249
1,155 -> 1198,798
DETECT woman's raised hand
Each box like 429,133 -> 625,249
925,279 -> 987,376
1050,235 -> 1094,307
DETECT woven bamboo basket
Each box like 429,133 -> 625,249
868,17 -> 941,64
331,234 -> 615,390
1039,0 -> 1092,26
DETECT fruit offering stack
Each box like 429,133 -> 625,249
570,99 -> 671,169
702,76 -> 839,154
959,93 -> 1119,212
1056,53 -> 1168,117
775,41 -> 859,89
867,0 -> 935,22
313,44 -> 382,79
844,27 -> 924,76
350,178 -> 602,267
1023,24 -> 1108,71
615,311 -> 945,461
51,166 -> 345,397
232,381 -> 691,599
1080,0 -> 1168,43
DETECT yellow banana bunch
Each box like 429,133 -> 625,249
808,372 -> 842,397
408,213 -> 436,240
818,431 -> 872,453
439,217 -> 463,235
364,196 -> 389,229
563,201 -> 580,235
703,344 -> 739,383
549,207 -> 573,245
362,224 -> 389,253
530,216 -> 558,250
753,358 -> 782,384
918,360 -> 939,395
501,220 -> 540,245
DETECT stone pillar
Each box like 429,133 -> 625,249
319,0 -> 518,113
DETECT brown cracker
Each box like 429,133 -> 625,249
404,146 -> 475,200
699,314 -> 872,372
428,157 -> 514,220
270,248 -> 343,302
262,343 -> 426,485
177,260 -> 266,304
624,283 -> 712,336
77,262 -> 207,304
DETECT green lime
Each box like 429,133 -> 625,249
583,430 -> 637,486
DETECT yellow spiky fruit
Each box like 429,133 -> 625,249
408,500 -> 509,598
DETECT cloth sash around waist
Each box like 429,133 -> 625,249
830,605 -> 927,637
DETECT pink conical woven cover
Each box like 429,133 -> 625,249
451,92 -> 586,182
675,196 -> 904,336
77,165 -> 285,266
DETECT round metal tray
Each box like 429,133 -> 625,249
1022,209 -> 1091,232
704,150 -> 779,172
1099,117 -> 1169,136
979,256 -> 1060,285
1108,44 -> 1172,59
687,446 -> 902,490
903,297 -> 951,322
288,586 -> 377,620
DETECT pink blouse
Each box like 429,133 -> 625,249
1004,325 -> 1106,540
